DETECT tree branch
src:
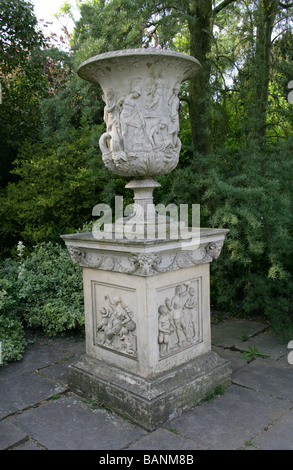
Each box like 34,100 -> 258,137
279,1 -> 293,8
270,25 -> 293,44
152,2 -> 185,15
213,0 -> 237,15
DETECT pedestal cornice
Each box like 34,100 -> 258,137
61,228 -> 229,277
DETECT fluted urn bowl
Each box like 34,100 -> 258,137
77,49 -> 201,177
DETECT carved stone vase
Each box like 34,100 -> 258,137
78,49 -> 202,234
77,48 -> 201,178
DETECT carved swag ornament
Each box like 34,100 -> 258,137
67,241 -> 224,276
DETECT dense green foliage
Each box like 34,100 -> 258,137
18,242 -> 84,335
0,0 -> 292,364
0,242 -> 84,365
0,0 -> 48,186
0,257 -> 27,364
157,139 -> 293,340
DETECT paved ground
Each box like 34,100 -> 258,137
1,318 -> 293,451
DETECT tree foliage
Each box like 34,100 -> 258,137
0,0 -> 47,185
0,0 -> 44,73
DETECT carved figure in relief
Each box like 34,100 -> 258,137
100,88 -> 125,162
165,282 -> 191,346
104,296 -> 134,341
183,286 -> 199,339
96,307 -> 111,344
158,305 -> 174,355
103,89 -> 116,130
145,76 -> 164,115
168,83 -> 180,146
150,121 -> 170,151
145,86 -> 153,111
96,294 -> 136,356
118,82 -> 146,152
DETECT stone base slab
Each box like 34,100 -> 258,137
68,351 -> 232,430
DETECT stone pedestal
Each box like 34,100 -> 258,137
62,229 -> 232,430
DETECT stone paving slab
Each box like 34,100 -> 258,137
39,358 -> 78,386
252,409 -> 293,450
166,384 -> 292,450
235,330 -> 289,360
211,319 -> 269,348
212,345 -> 247,373
232,357 -> 293,402
41,334 -> 86,356
0,419 -> 28,450
9,395 -> 147,450
0,342 -> 72,381
0,372 -> 67,419
127,428 -> 203,450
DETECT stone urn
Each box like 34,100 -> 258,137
77,48 -> 201,178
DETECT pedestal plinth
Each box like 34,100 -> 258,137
62,229 -> 232,430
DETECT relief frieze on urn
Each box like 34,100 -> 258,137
77,49 -> 201,177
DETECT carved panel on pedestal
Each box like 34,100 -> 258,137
157,279 -> 202,358
92,282 -> 137,358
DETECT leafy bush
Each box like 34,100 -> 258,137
0,241 -> 84,365
0,315 -> 26,366
0,257 -> 26,365
19,242 -> 84,336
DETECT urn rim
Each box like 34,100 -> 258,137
77,48 -> 201,84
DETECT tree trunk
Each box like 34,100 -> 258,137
252,0 -> 279,144
188,0 -> 213,160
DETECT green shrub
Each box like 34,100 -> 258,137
0,241 -> 85,365
0,257 -> 27,365
0,315 -> 26,366
19,242 -> 84,336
